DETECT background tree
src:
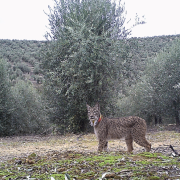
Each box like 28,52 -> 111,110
118,38 -> 180,126
0,59 -> 12,136
42,0 -> 142,133
0,58 -> 49,136
10,80 -> 49,134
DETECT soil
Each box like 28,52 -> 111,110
1,125 -> 180,163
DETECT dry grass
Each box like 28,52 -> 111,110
1,130 -> 180,162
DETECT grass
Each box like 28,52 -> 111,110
1,151 -> 180,179
1,131 -> 180,179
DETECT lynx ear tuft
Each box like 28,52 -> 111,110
86,103 -> 90,109
95,102 -> 100,110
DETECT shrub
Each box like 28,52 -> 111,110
17,62 -> 31,73
33,64 -> 40,74
0,59 -> 13,136
10,80 -> 49,134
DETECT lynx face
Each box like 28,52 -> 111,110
86,103 -> 100,126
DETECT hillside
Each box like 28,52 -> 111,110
0,35 -> 180,136
127,34 -> 180,78
0,34 -> 180,87
0,39 -> 45,86
129,34 -> 180,60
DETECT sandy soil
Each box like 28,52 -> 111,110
1,130 -> 180,163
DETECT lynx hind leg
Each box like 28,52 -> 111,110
98,139 -> 108,152
131,128 -> 151,152
131,119 -> 151,152
125,134 -> 133,152
133,136 -> 151,152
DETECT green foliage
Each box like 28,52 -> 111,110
122,35 -> 180,89
0,39 -> 44,84
10,80 -> 49,134
17,62 -> 31,73
1,151 -> 180,179
1,31 -> 180,133
0,59 -> 12,136
42,0 -> 135,133
33,64 -> 40,74
0,58 -> 49,136
118,38 -> 180,125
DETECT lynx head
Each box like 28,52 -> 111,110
86,103 -> 102,127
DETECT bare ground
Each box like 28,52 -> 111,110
1,127 -> 180,163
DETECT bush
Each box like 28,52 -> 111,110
10,80 -> 49,135
0,59 -> 13,136
0,59 -> 50,136
33,64 -> 40,74
118,39 -> 180,125
17,62 -> 31,73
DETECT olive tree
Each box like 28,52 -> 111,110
42,0 -> 143,133
0,59 -> 12,136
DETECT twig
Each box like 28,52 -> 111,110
169,145 -> 180,156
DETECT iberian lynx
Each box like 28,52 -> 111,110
86,103 -> 151,152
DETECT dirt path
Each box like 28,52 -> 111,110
1,131 -> 180,163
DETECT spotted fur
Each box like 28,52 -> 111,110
86,103 -> 151,152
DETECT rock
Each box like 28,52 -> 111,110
15,160 -> 22,165
26,159 -> 35,164
102,172 -> 116,178
57,167 -> 66,172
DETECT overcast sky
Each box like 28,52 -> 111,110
0,0 -> 180,40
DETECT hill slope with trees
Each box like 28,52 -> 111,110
0,39 -> 45,86
0,33 -> 180,135
1,35 -> 179,88
118,35 -> 180,126
0,40 -> 48,136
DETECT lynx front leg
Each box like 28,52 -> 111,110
125,135 -> 133,152
98,139 -> 107,152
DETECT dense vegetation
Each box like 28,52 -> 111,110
118,37 -> 180,126
1,34 -> 180,135
0,0 -> 180,136
0,41 -> 48,136
0,39 -> 44,86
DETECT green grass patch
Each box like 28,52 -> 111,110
1,151 -> 180,179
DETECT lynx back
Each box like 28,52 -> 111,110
86,103 -> 151,152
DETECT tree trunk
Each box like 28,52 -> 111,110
154,114 -> 162,125
159,116 -> 162,124
154,115 -> 158,125
173,100 -> 180,126
174,110 -> 180,126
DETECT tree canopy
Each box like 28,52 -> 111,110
42,0 -> 137,132
118,39 -> 180,126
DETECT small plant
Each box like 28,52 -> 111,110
149,176 -> 160,180
17,62 -> 31,73
33,64 -> 40,74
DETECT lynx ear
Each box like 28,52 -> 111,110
95,102 -> 100,110
86,103 -> 90,110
